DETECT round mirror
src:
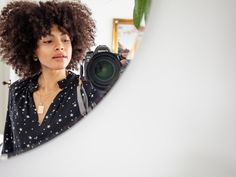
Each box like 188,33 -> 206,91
0,0 -> 151,159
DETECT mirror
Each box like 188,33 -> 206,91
0,0 -> 150,159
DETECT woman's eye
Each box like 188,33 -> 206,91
43,40 -> 52,44
62,38 -> 70,42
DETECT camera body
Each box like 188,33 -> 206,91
80,45 -> 121,91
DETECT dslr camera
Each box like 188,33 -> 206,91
80,45 -> 121,91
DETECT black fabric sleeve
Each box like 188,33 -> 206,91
82,80 -> 107,109
1,110 -> 14,156
1,87 -> 14,157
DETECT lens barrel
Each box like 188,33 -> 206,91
85,52 -> 121,90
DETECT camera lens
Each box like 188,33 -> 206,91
95,61 -> 115,81
86,52 -> 121,90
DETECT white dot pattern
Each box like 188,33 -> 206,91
1,71 -> 104,157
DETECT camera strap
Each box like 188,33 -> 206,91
77,82 -> 89,116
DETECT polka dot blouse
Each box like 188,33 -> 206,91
1,71 -> 104,157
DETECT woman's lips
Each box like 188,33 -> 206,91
52,55 -> 67,60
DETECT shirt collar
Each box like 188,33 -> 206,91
28,71 -> 77,93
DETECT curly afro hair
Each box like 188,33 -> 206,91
0,0 -> 96,78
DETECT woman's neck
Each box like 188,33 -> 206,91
38,69 -> 67,93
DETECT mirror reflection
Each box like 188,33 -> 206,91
0,0 -> 148,159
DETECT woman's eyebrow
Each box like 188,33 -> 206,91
43,33 -> 68,38
54,32 -> 69,36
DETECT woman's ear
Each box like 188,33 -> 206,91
33,55 -> 38,61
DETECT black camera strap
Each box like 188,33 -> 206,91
77,82 -> 90,116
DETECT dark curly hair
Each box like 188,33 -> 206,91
0,0 -> 96,78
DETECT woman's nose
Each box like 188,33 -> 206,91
55,46 -> 64,51
55,41 -> 64,51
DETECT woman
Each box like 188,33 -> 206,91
0,0 -> 102,157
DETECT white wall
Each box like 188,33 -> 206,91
81,0 -> 134,49
0,62 -> 9,135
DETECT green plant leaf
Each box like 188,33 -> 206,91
133,0 -> 146,29
133,0 -> 152,29
144,0 -> 152,22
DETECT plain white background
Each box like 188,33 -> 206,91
1,0 -> 236,177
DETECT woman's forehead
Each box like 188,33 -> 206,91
39,25 -> 69,38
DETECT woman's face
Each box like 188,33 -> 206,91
35,25 -> 72,71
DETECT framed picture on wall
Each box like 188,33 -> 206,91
112,18 -> 144,60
